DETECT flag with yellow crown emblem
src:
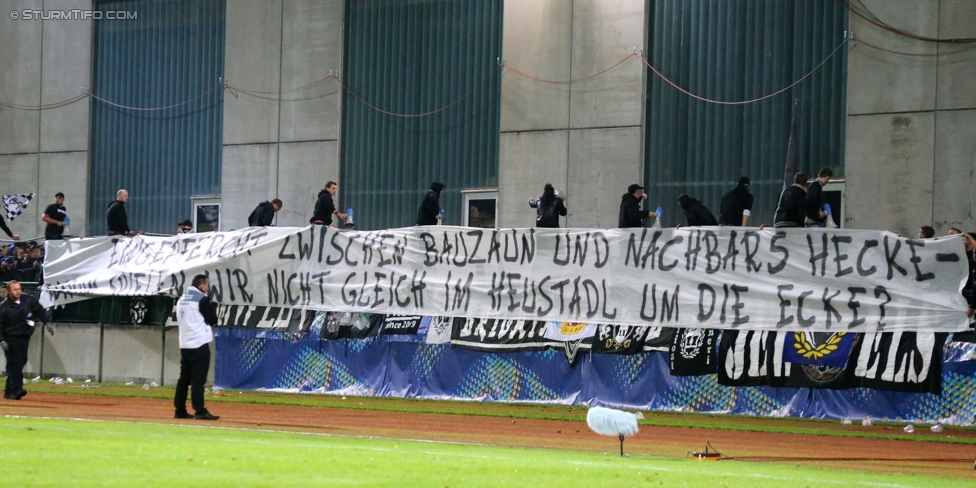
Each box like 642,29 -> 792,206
543,321 -> 598,342
782,331 -> 855,368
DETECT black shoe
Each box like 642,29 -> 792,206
174,411 -> 193,419
15,389 -> 26,399
194,412 -> 219,420
3,392 -> 19,400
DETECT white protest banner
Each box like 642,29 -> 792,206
40,226 -> 971,333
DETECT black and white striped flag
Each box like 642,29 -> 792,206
2,193 -> 35,222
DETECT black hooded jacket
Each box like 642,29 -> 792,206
106,200 -> 129,235
310,190 -> 336,225
416,184 -> 445,226
680,198 -> 718,226
618,194 -> 648,228
248,201 -> 276,227
805,179 -> 827,223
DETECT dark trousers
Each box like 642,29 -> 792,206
3,337 -> 30,395
174,344 -> 211,414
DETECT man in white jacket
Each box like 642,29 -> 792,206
174,275 -> 220,420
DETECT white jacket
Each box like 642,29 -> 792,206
177,286 -> 215,349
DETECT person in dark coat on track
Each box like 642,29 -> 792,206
529,183 -> 567,228
173,274 -> 220,420
0,280 -> 52,400
416,182 -> 445,226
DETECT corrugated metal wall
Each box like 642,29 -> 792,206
89,0 -> 225,235
644,0 -> 847,226
341,0 -> 502,230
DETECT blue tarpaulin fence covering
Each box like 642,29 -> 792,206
216,328 -> 976,425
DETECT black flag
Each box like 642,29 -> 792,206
669,328 -> 718,376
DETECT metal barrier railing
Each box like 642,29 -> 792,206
1,281 -> 173,326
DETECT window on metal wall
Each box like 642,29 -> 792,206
823,180 -> 845,228
461,190 -> 498,228
192,197 -> 221,232
643,0 -> 847,227
340,0 -> 503,231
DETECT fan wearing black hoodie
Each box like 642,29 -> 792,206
416,182 -> 445,226
719,177 -> 754,226
310,181 -> 347,227
804,167 -> 833,227
106,189 -> 132,236
248,199 -> 282,227
773,173 -> 808,228
677,194 -> 718,227
618,184 -> 659,228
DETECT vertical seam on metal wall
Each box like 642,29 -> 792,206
566,0 -> 576,227
86,4 -> 96,237
931,0 -> 941,226
335,1 -> 346,188
641,0 -> 653,183
274,0 -> 285,216
36,0 -> 46,225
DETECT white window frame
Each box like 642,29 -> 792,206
191,195 -> 221,232
460,188 -> 498,228
823,179 -> 845,228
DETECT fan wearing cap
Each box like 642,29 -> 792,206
176,220 -> 193,234
618,184 -> 659,228
41,192 -> 67,240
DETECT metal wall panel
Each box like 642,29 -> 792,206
644,0 -> 847,226
341,0 -> 502,230
89,0 -> 225,235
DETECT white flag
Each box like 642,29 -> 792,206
2,193 -> 35,222
543,321 -> 598,341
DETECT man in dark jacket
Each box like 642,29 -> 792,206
42,192 -> 68,240
719,177 -> 753,226
774,172 -> 808,228
248,199 -> 282,227
310,181 -> 347,227
417,182 -> 445,226
677,194 -> 718,227
618,184 -> 659,228
106,189 -> 132,236
529,183 -> 567,228
0,280 -> 52,400
804,167 -> 832,227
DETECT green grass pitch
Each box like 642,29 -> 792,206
0,416 -> 969,487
